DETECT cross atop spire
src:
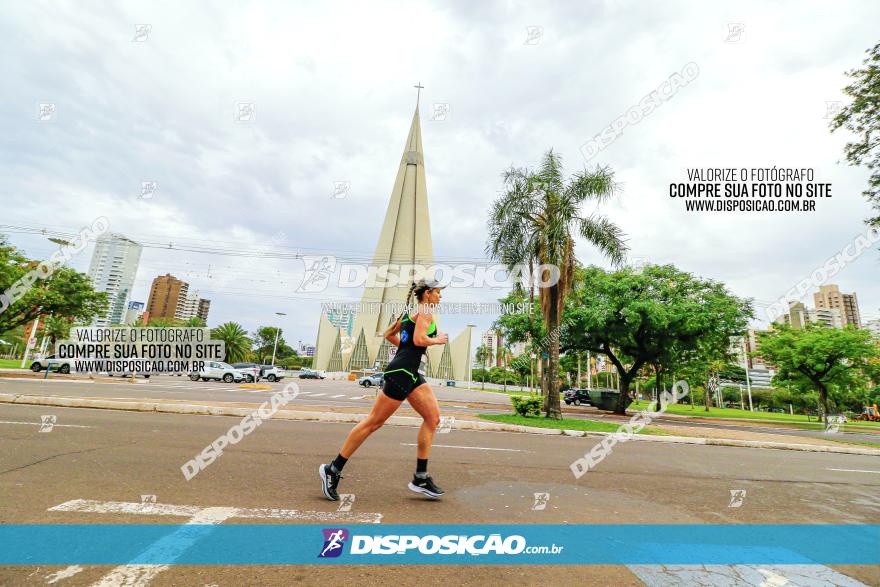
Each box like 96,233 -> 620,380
414,82 -> 424,107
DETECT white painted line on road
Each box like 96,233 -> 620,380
45,565 -> 84,583
49,498 -> 383,523
628,564 -> 868,586
49,498 -> 383,587
234,506 -> 382,523
309,393 -> 327,397
90,506 -> 237,587
331,394 -> 346,398
0,420 -> 93,428
50,499 -> 201,517
400,442 -> 523,452
828,468 -> 880,474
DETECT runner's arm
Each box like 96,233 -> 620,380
383,317 -> 402,346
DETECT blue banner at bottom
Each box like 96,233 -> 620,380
1,525 -> 877,565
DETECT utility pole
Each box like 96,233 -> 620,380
586,350 -> 591,390
742,336 -> 754,411
270,312 -> 287,366
21,316 -> 42,369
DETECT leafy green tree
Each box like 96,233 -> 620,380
211,322 -> 251,364
756,324 -> 880,422
183,316 -> 206,327
486,151 -> 627,419
0,238 -> 107,333
475,344 -> 492,369
251,326 -> 293,364
41,315 -> 72,345
562,264 -> 752,415
830,42 -> 880,225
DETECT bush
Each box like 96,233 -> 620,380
510,395 -> 542,417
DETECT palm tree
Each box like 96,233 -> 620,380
474,344 -> 491,390
211,322 -> 251,364
486,150 -> 627,419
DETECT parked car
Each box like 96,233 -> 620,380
189,361 -> 247,383
563,388 -> 592,406
232,362 -> 262,383
260,365 -> 284,382
29,354 -> 73,374
298,369 -> 326,379
358,373 -> 384,387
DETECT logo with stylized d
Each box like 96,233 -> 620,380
319,528 -> 348,558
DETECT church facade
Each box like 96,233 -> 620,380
312,104 -> 474,381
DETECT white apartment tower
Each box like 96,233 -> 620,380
87,233 -> 142,327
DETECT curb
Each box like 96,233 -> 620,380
1,393 -> 878,456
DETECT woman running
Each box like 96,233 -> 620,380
319,279 -> 448,500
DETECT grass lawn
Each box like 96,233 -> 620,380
479,413 -> 669,435
0,359 -> 25,369
629,400 -> 880,427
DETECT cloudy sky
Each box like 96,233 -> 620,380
2,0 -> 878,348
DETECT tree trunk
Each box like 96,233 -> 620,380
545,287 -> 562,420
655,366 -> 663,411
817,381 -> 829,426
614,373 -> 633,416
704,371 -> 716,412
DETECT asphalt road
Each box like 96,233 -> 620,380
0,401 -> 878,586
2,375 -> 878,445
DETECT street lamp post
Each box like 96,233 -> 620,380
742,336 -> 754,412
466,324 -> 476,389
270,312 -> 287,366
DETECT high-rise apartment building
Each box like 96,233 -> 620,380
197,298 -> 211,322
814,284 -> 861,327
87,234 -> 142,327
146,274 -> 189,321
775,301 -> 843,329
177,291 -> 208,321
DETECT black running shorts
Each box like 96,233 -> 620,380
382,370 -> 427,401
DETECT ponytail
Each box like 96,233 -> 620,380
384,281 -> 417,340
405,281 -> 417,308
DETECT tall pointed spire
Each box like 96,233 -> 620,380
349,102 -> 434,350
316,93 -> 476,380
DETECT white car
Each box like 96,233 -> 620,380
189,361 -> 247,383
29,354 -> 73,374
260,365 -> 285,382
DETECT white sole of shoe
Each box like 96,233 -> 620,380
319,464 -> 337,501
408,481 -> 443,499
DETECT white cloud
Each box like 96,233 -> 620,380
1,0 -> 878,343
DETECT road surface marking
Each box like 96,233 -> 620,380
828,468 -> 880,474
49,499 -> 382,587
46,565 -> 84,583
49,499 -> 383,523
309,393 -> 327,397
628,564 -> 867,586
0,420 -> 93,428
331,394 -> 346,398
90,506 -> 237,587
400,443 -> 523,452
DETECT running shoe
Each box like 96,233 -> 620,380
408,475 -> 444,498
319,463 -> 342,501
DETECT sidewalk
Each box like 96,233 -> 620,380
1,391 -> 878,457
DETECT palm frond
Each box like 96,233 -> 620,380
578,214 -> 628,267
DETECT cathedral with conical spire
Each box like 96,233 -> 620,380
313,89 -> 474,380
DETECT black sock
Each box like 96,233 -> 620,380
415,458 -> 428,478
330,454 -> 348,474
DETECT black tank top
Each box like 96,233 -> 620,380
385,313 -> 437,379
